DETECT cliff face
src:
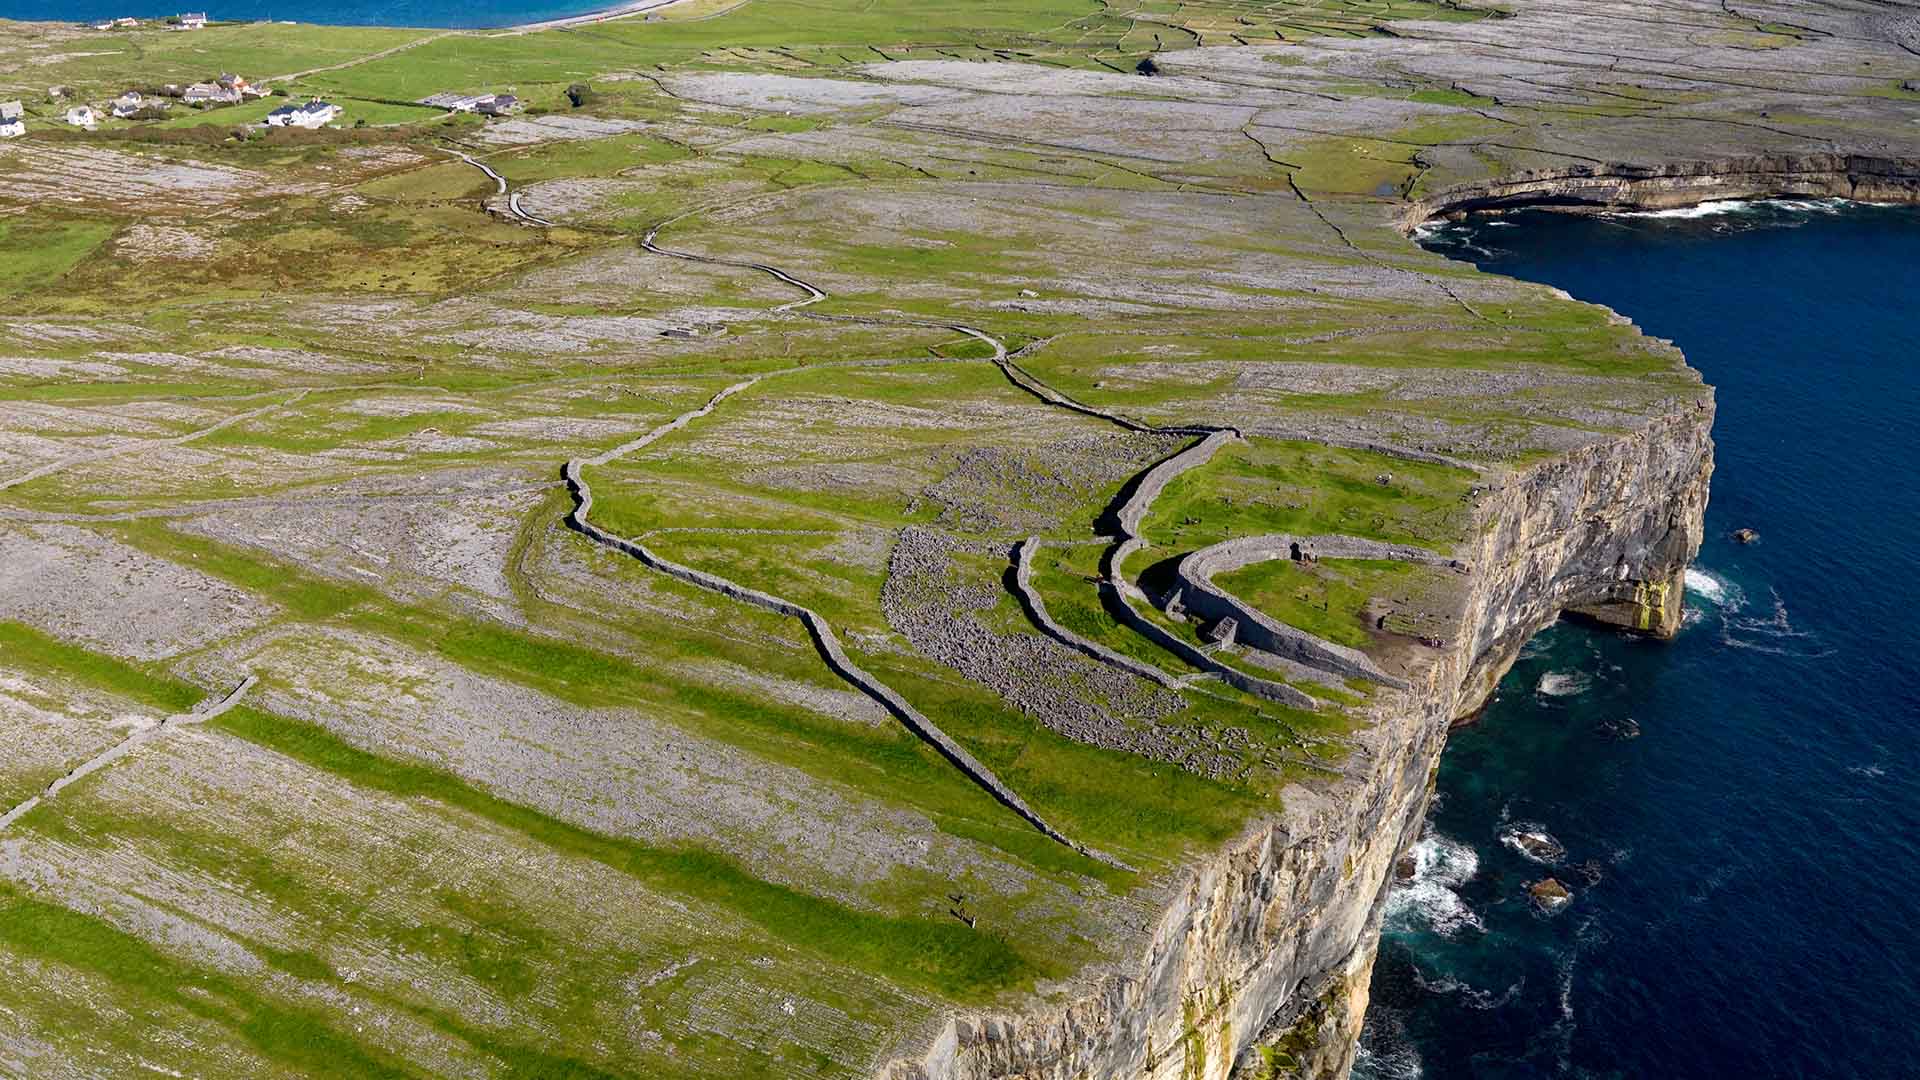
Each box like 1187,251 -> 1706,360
884,395 -> 1714,1080
1405,154 -> 1920,224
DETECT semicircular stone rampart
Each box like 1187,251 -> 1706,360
1173,534 -> 1461,689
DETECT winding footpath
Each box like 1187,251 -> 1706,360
0,675 -> 256,832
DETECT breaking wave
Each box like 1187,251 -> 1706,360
1535,671 -> 1590,697
1683,566 -> 1742,611
1414,970 -> 1527,1010
1353,1016 -> 1424,1080
1500,823 -> 1566,864
1612,199 -> 1757,219
1610,197 -> 1851,221
1387,834 -> 1484,937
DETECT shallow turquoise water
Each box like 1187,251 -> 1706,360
1366,201 -> 1920,1079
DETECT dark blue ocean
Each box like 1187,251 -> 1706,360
1364,202 -> 1920,1079
0,0 -> 605,28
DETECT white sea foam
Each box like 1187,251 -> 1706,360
1500,823 -> 1566,864
1354,1038 -> 1424,1080
1414,970 -> 1527,1010
1683,566 -> 1742,611
1612,197 -> 1854,220
1613,199 -> 1755,219
1721,588 -> 1834,657
1535,671 -> 1590,697
1770,197 -> 1850,213
1848,745 -> 1890,779
1387,834 -> 1484,937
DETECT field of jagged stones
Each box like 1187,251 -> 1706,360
0,0 -> 1914,1075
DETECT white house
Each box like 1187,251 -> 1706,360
264,99 -> 340,128
65,105 -> 98,128
0,118 -> 23,139
111,91 -> 144,118
177,11 -> 208,28
0,101 -> 21,122
112,16 -> 139,26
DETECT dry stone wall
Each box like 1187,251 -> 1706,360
1171,534 -> 1460,689
1010,536 -> 1184,691
882,392 -> 1714,1080
565,451 -> 1134,869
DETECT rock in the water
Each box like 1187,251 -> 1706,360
1502,827 -> 1565,863
1394,852 -> 1418,882
1601,716 -> 1642,740
1732,527 -> 1759,544
1529,877 -> 1573,910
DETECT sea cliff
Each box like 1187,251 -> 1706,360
1406,155 -> 1920,225
886,389 -> 1714,1080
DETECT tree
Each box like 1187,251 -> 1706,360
1135,57 -> 1159,76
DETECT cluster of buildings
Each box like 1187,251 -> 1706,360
420,91 -> 520,117
86,12 -> 206,30
0,55 -> 533,140
0,73 -> 284,138
184,72 -> 267,106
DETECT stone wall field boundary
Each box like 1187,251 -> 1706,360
642,222 -> 826,312
0,391 -> 310,494
1093,574 -> 1319,711
0,673 -> 257,832
1009,536 -> 1185,690
563,406 -> 1134,872
1100,429 -> 1240,614
1244,425 -> 1484,472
